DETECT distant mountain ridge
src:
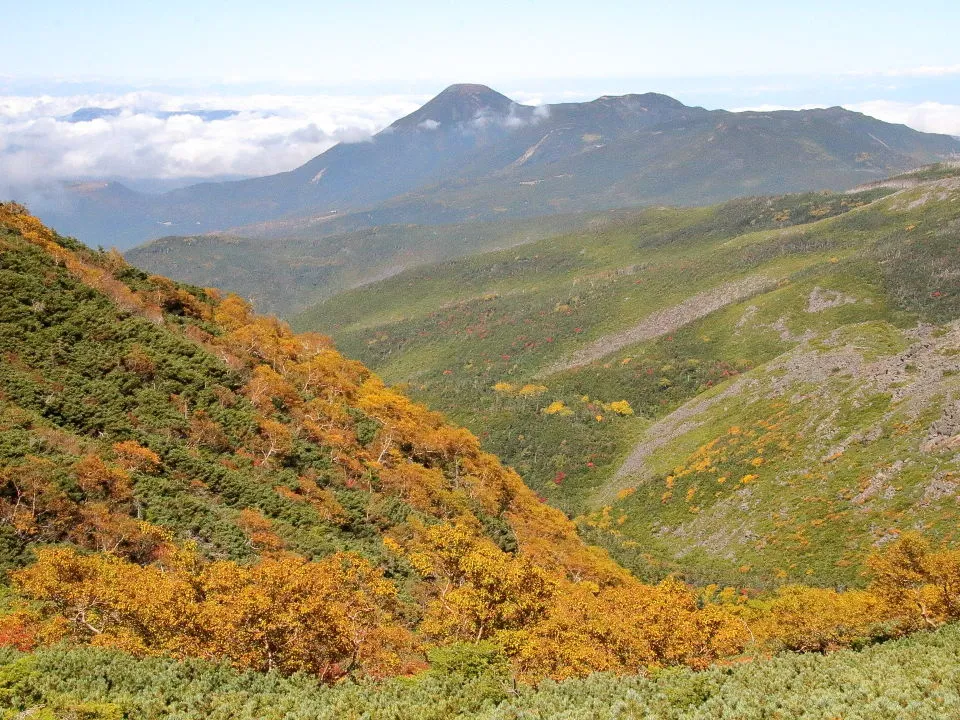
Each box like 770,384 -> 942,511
34,84 -> 960,248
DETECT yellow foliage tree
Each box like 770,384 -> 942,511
752,586 -> 882,652
868,532 -> 960,630
14,547 -> 418,681
403,523 -> 555,643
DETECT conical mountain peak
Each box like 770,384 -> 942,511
391,83 -> 521,130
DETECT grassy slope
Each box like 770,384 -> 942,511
3,621 -> 960,719
296,173 -> 960,587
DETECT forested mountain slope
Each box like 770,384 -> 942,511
126,211 -> 612,315
3,203 -> 684,679
298,165 -> 960,588
4,200 -> 960,717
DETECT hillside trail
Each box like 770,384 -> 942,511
538,274 -> 778,377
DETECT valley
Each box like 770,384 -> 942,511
2,189 -> 960,717
297,167 -> 960,588
2,37 -> 960,714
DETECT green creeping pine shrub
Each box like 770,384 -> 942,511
2,623 -> 960,719
427,641 -> 511,687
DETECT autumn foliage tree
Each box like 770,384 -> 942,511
752,586 -> 882,652
391,521 -> 749,681
13,546 -> 419,681
400,523 -> 555,643
867,532 -> 960,630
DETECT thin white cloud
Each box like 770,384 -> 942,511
852,65 -> 960,78
845,100 -> 960,137
468,104 -> 548,131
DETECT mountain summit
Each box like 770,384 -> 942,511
392,83 -> 522,129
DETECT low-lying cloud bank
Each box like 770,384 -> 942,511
0,92 -> 425,199
844,100 -> 960,138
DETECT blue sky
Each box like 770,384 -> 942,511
4,0 -> 959,99
1,0 -> 959,191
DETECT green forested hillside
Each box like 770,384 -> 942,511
126,211 -> 615,315
297,166 -> 960,588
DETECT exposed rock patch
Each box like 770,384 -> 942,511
852,460 -> 904,507
769,317 -> 817,343
923,400 -> 960,452
921,472 -> 959,506
605,321 -> 960,506
542,275 -> 778,376
735,305 -> 815,342
807,286 -> 857,313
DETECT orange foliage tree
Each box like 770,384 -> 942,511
868,532 -> 960,630
752,586 -> 882,652
13,546 -> 419,681
391,521 -> 749,681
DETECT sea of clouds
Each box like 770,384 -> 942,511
845,100 -> 960,137
0,91 -> 427,200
